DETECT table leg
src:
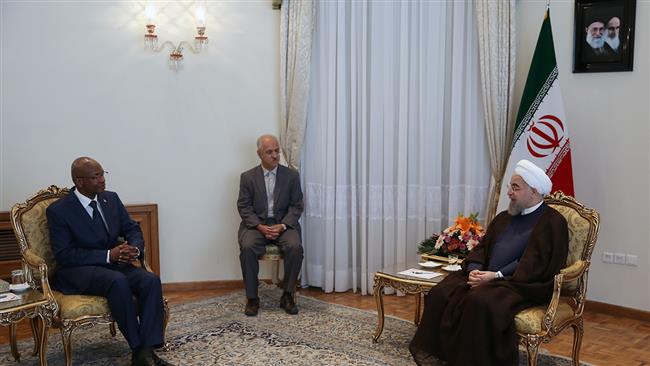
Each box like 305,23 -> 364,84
414,292 -> 422,326
372,275 -> 386,342
31,317 -> 40,355
37,314 -> 48,366
10,322 -> 20,361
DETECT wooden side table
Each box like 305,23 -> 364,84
372,261 -> 448,342
0,289 -> 55,366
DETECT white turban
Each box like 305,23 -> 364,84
514,159 -> 552,196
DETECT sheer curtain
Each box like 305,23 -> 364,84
279,0 -> 315,170
475,0 -> 517,222
301,1 -> 490,294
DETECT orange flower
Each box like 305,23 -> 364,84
455,216 -> 471,233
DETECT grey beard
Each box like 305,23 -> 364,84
508,201 -> 523,216
586,34 -> 605,49
605,36 -> 620,51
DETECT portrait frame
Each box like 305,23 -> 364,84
573,0 -> 636,73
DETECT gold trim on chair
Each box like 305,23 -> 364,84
515,191 -> 600,366
10,185 -> 170,365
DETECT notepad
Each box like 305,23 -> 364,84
0,293 -> 20,303
397,268 -> 443,280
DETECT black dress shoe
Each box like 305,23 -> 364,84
245,298 -> 259,316
280,292 -> 298,315
152,351 -> 173,366
132,348 -> 154,366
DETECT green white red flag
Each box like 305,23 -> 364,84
497,9 -> 574,212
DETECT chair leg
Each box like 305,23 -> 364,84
524,335 -> 542,366
30,317 -> 40,356
60,327 -> 74,366
271,260 -> 280,285
110,322 -> 116,337
37,315 -> 49,366
571,319 -> 584,366
162,297 -> 171,351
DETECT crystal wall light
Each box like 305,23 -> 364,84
144,2 -> 208,70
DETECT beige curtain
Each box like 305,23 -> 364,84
279,0 -> 315,170
475,0 -> 516,222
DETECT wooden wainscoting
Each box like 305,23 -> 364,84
0,211 -> 22,281
126,204 -> 161,276
0,203 -> 160,279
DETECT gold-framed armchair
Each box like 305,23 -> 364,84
515,191 -> 600,366
10,185 -> 169,366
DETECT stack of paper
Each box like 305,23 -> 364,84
397,268 -> 443,280
0,293 -> 20,303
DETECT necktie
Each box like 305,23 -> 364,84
89,201 -> 109,240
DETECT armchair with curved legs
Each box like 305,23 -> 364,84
10,185 -> 169,366
515,191 -> 600,366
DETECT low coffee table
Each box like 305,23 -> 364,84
0,289 -> 53,365
372,259 -> 450,342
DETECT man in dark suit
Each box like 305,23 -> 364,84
46,157 -> 165,366
237,134 -> 304,316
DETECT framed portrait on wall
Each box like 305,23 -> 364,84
573,0 -> 636,73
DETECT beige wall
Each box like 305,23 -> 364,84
516,2 -> 650,310
2,0 -> 649,311
0,1 -> 280,283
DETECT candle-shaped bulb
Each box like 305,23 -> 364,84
195,5 -> 206,28
145,3 -> 156,25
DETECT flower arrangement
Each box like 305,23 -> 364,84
417,212 -> 485,256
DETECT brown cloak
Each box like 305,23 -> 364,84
410,204 -> 568,366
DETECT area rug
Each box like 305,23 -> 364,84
0,284 -> 593,365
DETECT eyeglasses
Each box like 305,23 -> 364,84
76,171 -> 109,180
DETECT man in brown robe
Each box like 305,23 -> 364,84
410,160 -> 568,366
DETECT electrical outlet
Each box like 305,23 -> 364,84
626,254 -> 638,266
602,252 -> 614,263
614,252 -> 626,264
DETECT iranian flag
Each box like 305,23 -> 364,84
497,9 -> 574,212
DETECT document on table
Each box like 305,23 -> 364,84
397,268 -> 443,280
0,292 -> 20,303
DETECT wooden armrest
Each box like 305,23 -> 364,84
23,248 -> 46,268
559,260 -> 585,282
20,250 -> 56,300
538,261 -> 586,332
138,253 -> 155,273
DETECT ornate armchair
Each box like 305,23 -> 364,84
514,191 -> 600,366
10,185 -> 169,366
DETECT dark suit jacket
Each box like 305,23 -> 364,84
46,188 -> 144,294
237,164 -> 304,239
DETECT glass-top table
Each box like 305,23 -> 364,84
0,289 -> 52,365
372,256 -> 456,342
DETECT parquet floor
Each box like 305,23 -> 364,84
2,287 -> 649,365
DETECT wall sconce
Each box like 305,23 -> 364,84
143,2 -> 208,70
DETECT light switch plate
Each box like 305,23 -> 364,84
614,252 -> 626,265
603,252 -> 614,263
626,254 -> 638,266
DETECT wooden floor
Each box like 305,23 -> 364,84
2,287 -> 649,365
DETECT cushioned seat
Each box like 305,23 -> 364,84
11,185 -> 170,366
53,292 -> 111,319
515,301 -> 575,334
516,191 -> 600,366
261,244 -> 284,284
264,244 -> 282,257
